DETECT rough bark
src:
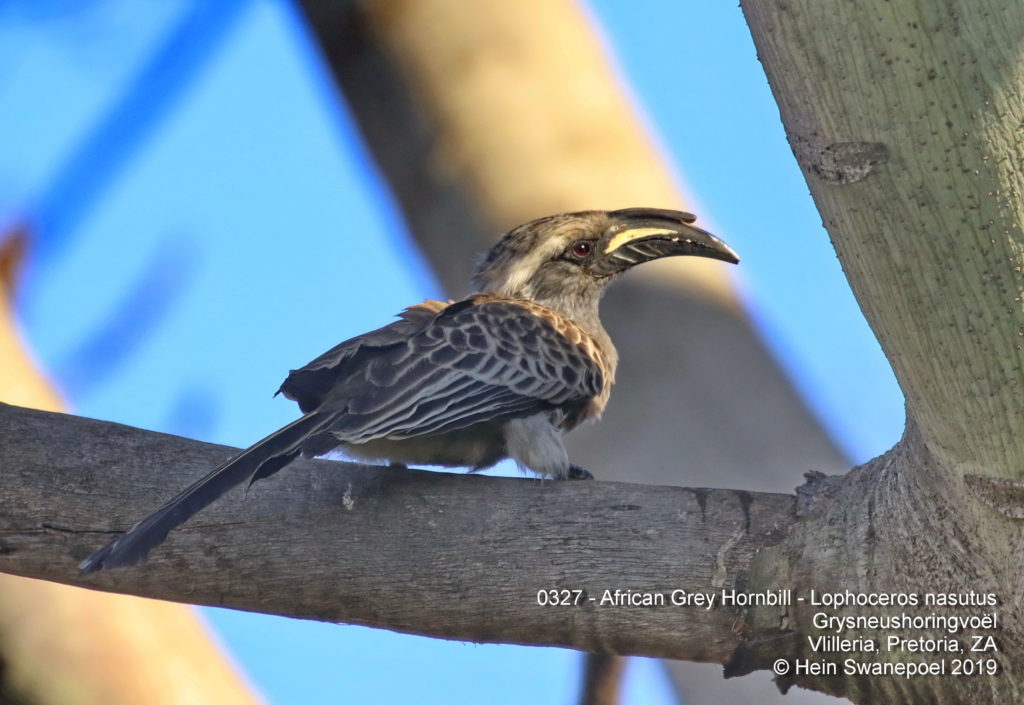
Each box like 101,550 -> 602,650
728,425 -> 1022,703
727,0 -> 1024,702
0,402 -> 793,662
743,0 -> 1024,477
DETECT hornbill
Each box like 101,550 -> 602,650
80,207 -> 738,572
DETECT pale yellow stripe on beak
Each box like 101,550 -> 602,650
603,227 -> 683,254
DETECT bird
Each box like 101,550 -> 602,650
79,207 -> 738,573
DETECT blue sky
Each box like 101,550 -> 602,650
1,1 -> 903,703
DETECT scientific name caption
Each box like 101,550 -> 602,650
536,588 -> 1001,678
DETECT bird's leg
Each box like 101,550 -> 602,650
566,464 -> 594,480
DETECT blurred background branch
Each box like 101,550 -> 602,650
0,231 -> 261,705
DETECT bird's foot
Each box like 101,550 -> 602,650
566,464 -> 594,481
388,462 -> 409,471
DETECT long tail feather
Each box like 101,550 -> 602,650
79,413 -> 327,573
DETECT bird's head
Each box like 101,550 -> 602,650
472,208 -> 739,311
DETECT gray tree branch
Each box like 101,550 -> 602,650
0,401 -> 794,662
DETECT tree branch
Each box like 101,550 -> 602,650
731,6 -> 1024,698
578,653 -> 625,705
0,402 -> 794,662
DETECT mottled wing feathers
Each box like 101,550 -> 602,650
79,297 -> 606,573
278,300 -> 448,413
281,296 -> 605,446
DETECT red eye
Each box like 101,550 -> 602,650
571,241 -> 593,258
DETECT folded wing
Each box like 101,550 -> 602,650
284,296 -> 605,449
80,296 -> 604,572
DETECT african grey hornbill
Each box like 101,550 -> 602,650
79,207 -> 738,572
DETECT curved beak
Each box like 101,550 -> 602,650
591,208 -> 739,276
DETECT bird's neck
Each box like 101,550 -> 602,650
481,287 -> 618,372
539,293 -> 605,338
542,293 -> 619,384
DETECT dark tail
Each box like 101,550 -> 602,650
79,413 -> 328,573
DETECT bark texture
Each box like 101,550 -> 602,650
731,0 -> 1024,701
0,402 -> 793,662
743,0 -> 1024,477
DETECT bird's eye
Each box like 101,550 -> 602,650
570,241 -> 593,259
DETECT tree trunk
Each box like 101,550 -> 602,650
727,0 -> 1024,701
